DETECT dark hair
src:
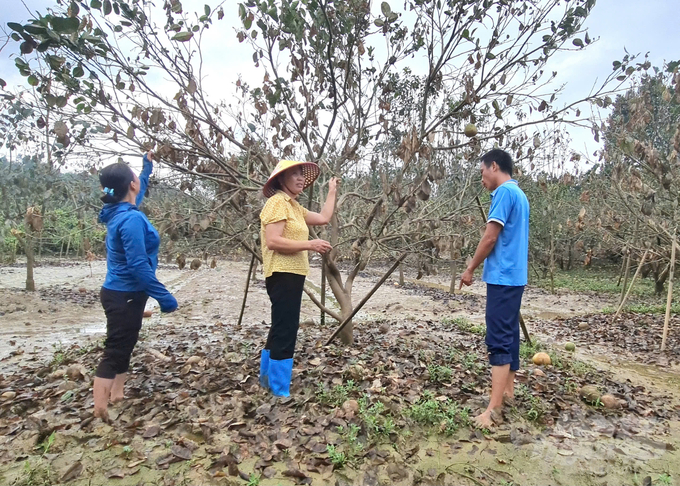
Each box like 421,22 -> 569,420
99,162 -> 134,204
480,149 -> 513,176
270,175 -> 282,192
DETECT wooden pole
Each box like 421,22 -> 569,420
549,218 -> 555,294
399,264 -> 405,285
616,247 -> 627,287
320,262 -> 326,326
326,253 -> 408,346
662,238 -> 677,351
449,241 -> 457,294
620,219 -> 640,304
474,195 -> 531,344
237,253 -> 256,327
613,250 -> 649,322
619,248 -> 632,305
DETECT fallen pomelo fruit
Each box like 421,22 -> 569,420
565,342 -> 576,352
600,394 -> 621,409
579,385 -> 601,404
532,352 -> 551,366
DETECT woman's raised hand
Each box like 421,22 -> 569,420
328,177 -> 339,193
146,150 -> 155,161
308,239 -> 332,254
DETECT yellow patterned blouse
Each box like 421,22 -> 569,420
260,191 -> 310,278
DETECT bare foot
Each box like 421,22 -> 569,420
473,407 -> 503,429
502,394 -> 516,407
93,406 -> 110,423
110,394 -> 124,404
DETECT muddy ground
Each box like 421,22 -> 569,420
0,259 -> 679,486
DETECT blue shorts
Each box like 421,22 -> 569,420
485,284 -> 525,371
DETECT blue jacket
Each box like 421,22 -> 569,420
99,155 -> 177,312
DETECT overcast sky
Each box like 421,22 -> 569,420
1,0 -> 678,171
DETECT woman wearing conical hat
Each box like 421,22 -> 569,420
259,160 -> 338,397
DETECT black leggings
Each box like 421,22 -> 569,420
95,288 -> 149,379
265,272 -> 306,360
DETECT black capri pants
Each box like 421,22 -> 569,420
265,272 -> 306,360
95,288 -> 149,379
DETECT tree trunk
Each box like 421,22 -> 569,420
567,240 -> 573,270
25,229 -> 35,291
336,290 -> 353,345
399,264 -> 404,286
655,262 -> 669,296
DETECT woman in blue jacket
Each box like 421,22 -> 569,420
94,151 -> 177,421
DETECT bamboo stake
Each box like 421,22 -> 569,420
449,241 -> 456,294
613,250 -> 649,322
326,253 -> 408,346
474,195 -> 531,344
661,238 -> 677,351
619,248 -> 632,305
237,253 -> 256,327
616,248 -> 627,287
240,240 -> 341,321
620,219 -> 640,303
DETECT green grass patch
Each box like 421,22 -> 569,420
358,395 -> 395,440
461,352 -> 486,373
531,266 -> 671,297
515,384 -> 547,423
519,340 -> 544,360
427,364 -> 453,384
656,473 -> 672,486
442,316 -> 486,336
602,302 -> 680,315
327,424 -> 363,468
407,391 -> 471,435
14,459 -> 55,486
316,380 -> 357,407
567,359 -> 595,377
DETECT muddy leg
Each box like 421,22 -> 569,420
93,376 -> 114,421
110,373 -> 127,403
503,370 -> 516,406
475,364 -> 509,428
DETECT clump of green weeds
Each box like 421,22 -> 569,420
326,424 -> 363,468
515,384 -> 547,422
442,316 -> 486,336
358,395 -> 395,440
427,363 -> 453,384
407,391 -> 471,435
519,340 -> 544,360
316,380 -> 357,407
13,459 -> 55,486
462,352 -> 486,373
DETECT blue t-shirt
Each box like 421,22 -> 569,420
482,180 -> 529,286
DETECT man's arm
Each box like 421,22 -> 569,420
459,221 -> 503,288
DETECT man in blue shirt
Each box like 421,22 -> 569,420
460,149 -> 529,429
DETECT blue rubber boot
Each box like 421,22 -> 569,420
259,349 -> 270,389
268,358 -> 294,397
